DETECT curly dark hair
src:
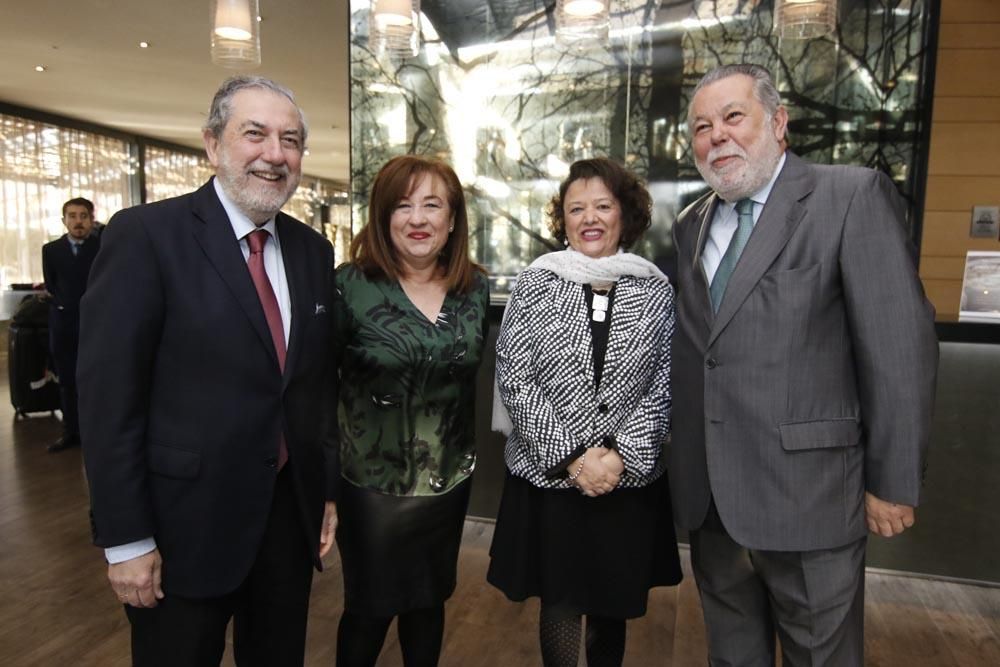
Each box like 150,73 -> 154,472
547,158 -> 652,250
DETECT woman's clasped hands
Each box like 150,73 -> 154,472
570,447 -> 625,497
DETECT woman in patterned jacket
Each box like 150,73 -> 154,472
488,158 -> 681,667
333,155 -> 489,666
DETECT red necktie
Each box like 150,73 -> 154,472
246,228 -> 288,469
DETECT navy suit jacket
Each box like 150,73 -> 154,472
78,179 -> 339,598
43,233 -> 99,390
42,234 -> 100,321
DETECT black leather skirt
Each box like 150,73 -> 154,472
336,478 -> 472,617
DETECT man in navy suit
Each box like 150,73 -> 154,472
78,76 -> 339,666
42,197 -> 100,452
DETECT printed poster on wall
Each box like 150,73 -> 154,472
959,251 -> 1000,323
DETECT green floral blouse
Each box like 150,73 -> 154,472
333,263 -> 489,496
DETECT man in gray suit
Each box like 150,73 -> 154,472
670,63 -> 938,665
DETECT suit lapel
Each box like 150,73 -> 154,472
80,236 -> 100,264
708,152 -> 814,347
189,180 -> 281,371
277,214 -> 308,387
551,279 -> 593,388
685,194 -> 719,333
601,277 -> 643,392
57,237 -> 75,265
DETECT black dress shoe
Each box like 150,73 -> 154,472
47,435 -> 81,453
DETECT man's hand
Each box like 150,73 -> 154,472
109,549 -> 163,608
319,501 -> 338,558
865,492 -> 915,537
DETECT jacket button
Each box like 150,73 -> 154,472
598,403 -> 609,414
264,457 -> 278,468
705,358 -> 717,369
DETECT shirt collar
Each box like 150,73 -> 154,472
212,176 -> 277,241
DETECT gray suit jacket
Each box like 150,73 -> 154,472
669,151 -> 938,551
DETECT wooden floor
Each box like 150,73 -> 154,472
1,367 -> 999,664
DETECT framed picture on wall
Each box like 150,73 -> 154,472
959,251 -> 1000,323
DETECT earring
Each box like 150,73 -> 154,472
449,225 -> 454,232
563,238 -> 569,247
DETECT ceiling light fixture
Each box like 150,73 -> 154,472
210,0 -> 261,68
774,0 -> 837,40
565,0 -> 606,17
370,0 -> 421,59
556,0 -> 610,44
139,41 -> 150,48
34,65 -> 46,72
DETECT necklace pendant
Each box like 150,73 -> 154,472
591,291 -> 609,322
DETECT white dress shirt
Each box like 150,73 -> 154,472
105,178 -> 292,564
701,152 -> 786,285
214,178 -> 292,344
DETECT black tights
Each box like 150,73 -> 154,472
336,606 -> 445,667
539,602 -> 626,667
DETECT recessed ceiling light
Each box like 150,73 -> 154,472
34,65 -> 46,72
139,41 -> 150,48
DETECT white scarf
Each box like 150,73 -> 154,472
526,248 -> 668,285
491,249 -> 670,435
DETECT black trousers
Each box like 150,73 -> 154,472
125,468 -> 315,667
48,314 -> 79,437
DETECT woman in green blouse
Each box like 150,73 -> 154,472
333,155 -> 489,666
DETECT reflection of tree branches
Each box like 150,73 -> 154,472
467,184 -> 559,252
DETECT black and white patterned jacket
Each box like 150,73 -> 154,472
496,267 -> 675,489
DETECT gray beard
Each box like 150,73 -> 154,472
216,171 -> 299,224
696,123 -> 784,203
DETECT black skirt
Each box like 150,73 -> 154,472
487,471 -> 682,619
336,478 -> 472,617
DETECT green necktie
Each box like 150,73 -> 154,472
710,198 -> 754,313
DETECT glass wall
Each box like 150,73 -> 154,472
143,144 -> 215,204
0,111 -> 350,287
349,0 -> 935,296
142,144 -> 352,260
0,112 -> 135,285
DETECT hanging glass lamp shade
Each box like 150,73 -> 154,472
210,0 -> 261,68
555,0 -> 611,44
370,0 -> 421,59
774,0 -> 837,40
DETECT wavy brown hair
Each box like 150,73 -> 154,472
350,155 -> 484,294
547,158 -> 652,250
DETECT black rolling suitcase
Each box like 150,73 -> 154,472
8,295 -> 60,418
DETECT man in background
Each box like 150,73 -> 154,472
78,76 -> 339,666
670,63 -> 939,665
42,197 -> 99,452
